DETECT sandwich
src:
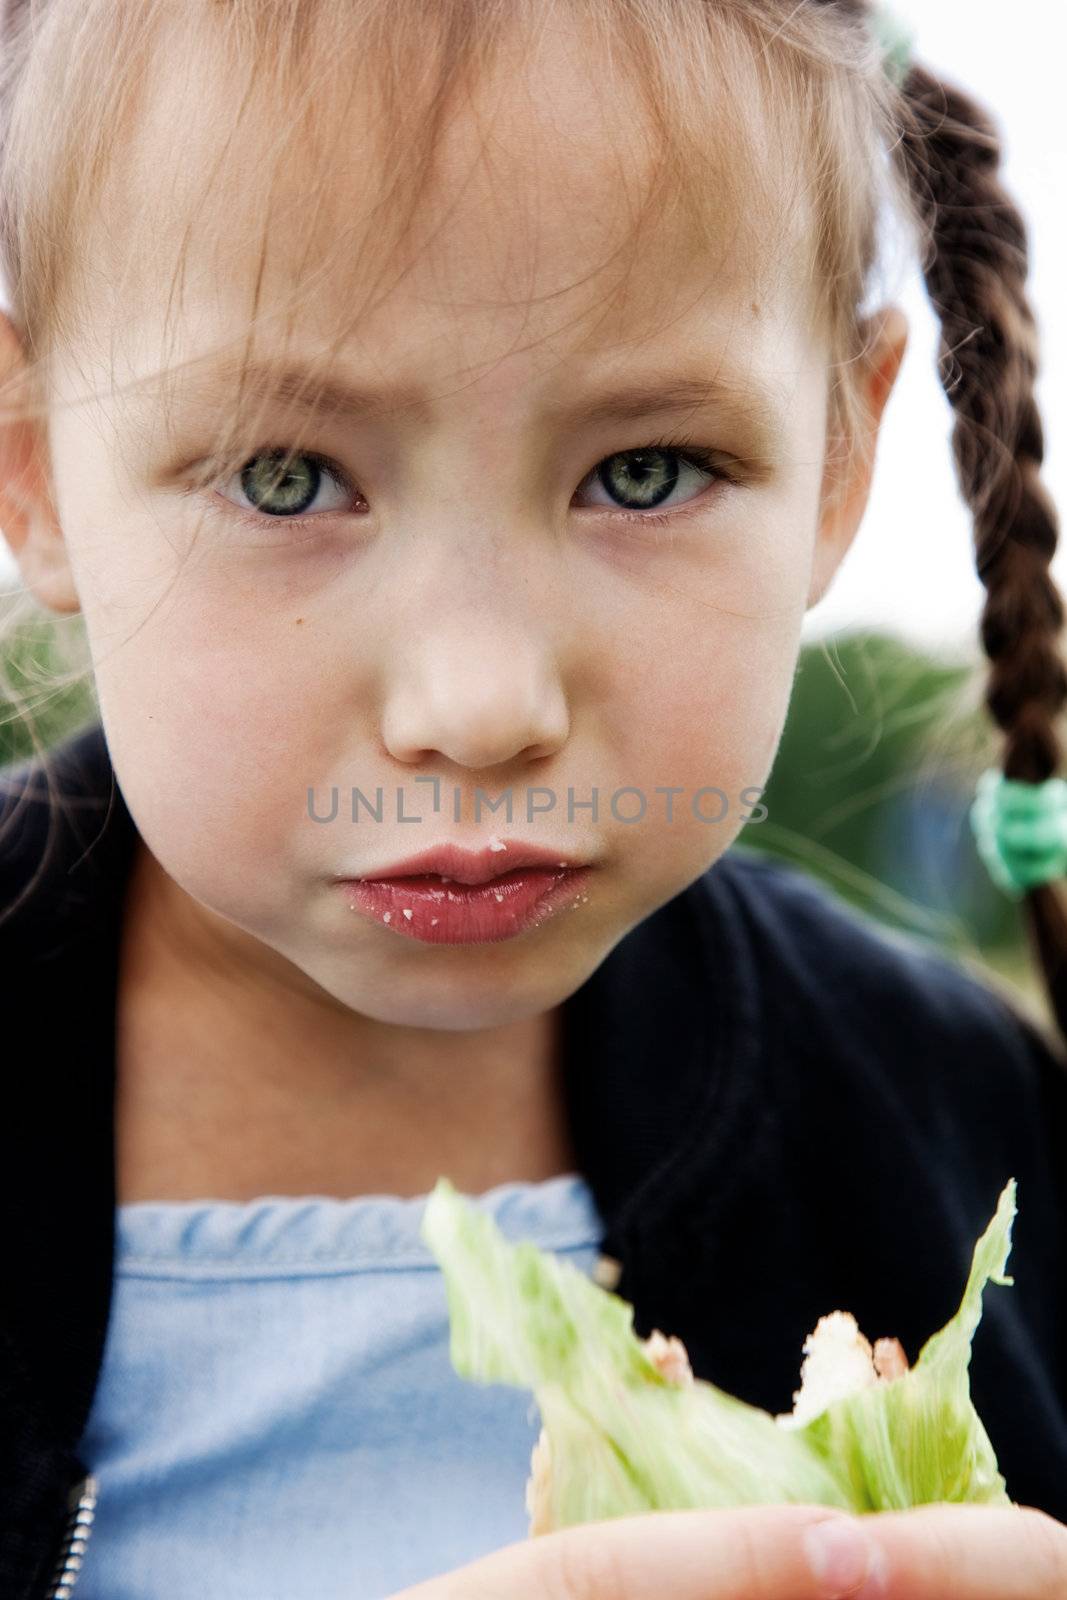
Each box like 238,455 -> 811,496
420,1177 -> 1017,1531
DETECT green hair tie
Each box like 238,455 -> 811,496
969,767 -> 1067,899
869,1 -> 915,89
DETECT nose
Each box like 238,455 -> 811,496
381,618 -> 570,771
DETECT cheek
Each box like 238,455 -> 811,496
86,575 -> 341,916
608,489 -> 815,815
610,600 -> 803,861
101,697 -> 305,923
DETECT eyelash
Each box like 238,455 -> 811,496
593,434 -> 737,529
191,432 -> 737,538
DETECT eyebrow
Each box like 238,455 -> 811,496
160,358 -> 430,423
541,374 -> 782,440
163,357 -> 782,441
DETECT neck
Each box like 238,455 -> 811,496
114,841 -> 579,1203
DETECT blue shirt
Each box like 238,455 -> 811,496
74,1174 -> 605,1600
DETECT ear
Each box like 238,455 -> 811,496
0,309 -> 81,614
806,304 -> 908,611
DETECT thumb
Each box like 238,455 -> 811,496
394,1505 -> 880,1600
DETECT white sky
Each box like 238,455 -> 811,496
803,0 -> 1065,660
0,0 -> 1061,666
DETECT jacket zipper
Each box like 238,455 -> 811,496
44,1473 -> 98,1600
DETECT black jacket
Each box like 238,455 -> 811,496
3,720 -> 1067,1600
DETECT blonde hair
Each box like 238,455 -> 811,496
1,0 -> 1065,1045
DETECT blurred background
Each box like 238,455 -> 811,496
1,0 -> 1063,1031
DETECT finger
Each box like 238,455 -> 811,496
391,1505 -> 878,1600
857,1503 -> 1067,1600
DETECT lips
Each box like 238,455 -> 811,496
345,840 -> 585,888
336,862 -> 593,945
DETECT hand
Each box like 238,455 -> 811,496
388,1501 -> 1067,1599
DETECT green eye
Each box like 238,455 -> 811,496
599,447 -> 686,510
584,438 -> 730,520
240,450 -> 323,517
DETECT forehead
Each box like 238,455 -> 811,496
67,5 -> 823,407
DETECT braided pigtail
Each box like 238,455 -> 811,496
886,56 -> 1067,1043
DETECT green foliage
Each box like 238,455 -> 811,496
0,613 -> 98,767
737,628 -> 1026,967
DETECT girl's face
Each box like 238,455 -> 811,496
19,14 -> 904,1034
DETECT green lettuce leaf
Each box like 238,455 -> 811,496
420,1175 -> 1017,1526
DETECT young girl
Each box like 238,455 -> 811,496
1,0 -> 1065,1597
